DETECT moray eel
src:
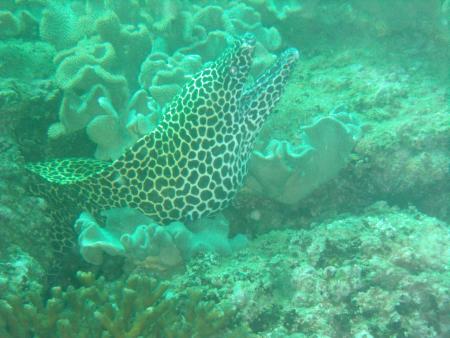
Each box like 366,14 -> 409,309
26,33 -> 299,259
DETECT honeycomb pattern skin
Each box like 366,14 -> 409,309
27,34 -> 299,257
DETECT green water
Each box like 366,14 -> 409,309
0,1 -> 448,337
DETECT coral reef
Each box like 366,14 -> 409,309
232,41 -> 449,235
84,90 -> 159,160
0,247 -> 46,300
0,40 -> 54,79
48,37 -> 159,159
0,1 -> 448,337
3,202 -> 447,337
0,78 -> 58,270
138,51 -> 203,108
0,271 -> 249,338
0,8 -> 39,40
39,2 -> 91,50
74,208 -> 247,272
246,0 -> 449,50
49,40 -> 127,134
41,5 -> 154,160
246,111 -> 361,204
175,203 -> 450,337
38,0 -> 281,161
95,10 -> 152,89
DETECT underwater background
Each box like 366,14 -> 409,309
0,0 -> 449,337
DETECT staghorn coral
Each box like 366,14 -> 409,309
0,271 -> 250,338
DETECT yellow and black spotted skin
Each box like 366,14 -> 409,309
27,34 -> 299,257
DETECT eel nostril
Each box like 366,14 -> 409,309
285,48 -> 300,62
242,32 -> 256,46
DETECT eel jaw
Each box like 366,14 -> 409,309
241,46 -> 300,147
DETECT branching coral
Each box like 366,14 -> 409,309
0,271 -> 170,338
0,270 -> 250,337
